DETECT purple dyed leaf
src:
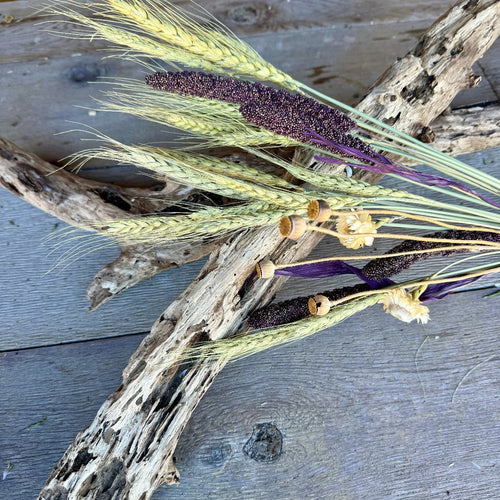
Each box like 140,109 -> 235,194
275,260 -> 392,288
421,276 -> 484,301
311,132 -> 500,209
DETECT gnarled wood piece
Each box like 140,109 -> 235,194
431,102 -> 500,155
35,1 -> 500,497
0,137 -> 184,222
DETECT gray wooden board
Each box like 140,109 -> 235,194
0,187 -> 206,350
1,1 -> 498,163
0,289 -> 498,499
1,0 -> 500,498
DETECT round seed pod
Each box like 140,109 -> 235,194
256,259 -> 276,279
279,215 -> 307,239
308,295 -> 331,316
307,199 -> 332,222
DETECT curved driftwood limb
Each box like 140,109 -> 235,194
0,136 -> 219,309
0,136 -> 186,222
86,240 -> 223,311
34,1 -> 500,498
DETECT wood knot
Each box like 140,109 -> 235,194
243,422 -> 283,462
227,6 -> 260,25
68,62 -> 108,84
417,126 -> 435,144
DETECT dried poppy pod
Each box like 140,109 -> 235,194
307,199 -> 332,222
308,295 -> 331,316
279,215 -> 307,239
256,259 -> 276,279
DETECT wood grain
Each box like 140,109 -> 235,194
1,290 -> 498,499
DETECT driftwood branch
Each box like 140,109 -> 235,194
22,0 -> 500,497
2,101 -> 499,310
0,137 -> 178,222
431,102 -> 500,154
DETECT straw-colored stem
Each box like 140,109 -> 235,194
330,208 -> 500,234
274,244 -> 491,268
328,266 -> 500,308
309,226 -> 500,249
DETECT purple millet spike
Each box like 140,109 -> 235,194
145,71 -> 375,155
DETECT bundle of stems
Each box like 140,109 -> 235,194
47,0 -> 499,362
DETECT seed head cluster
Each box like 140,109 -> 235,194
145,71 -> 376,158
362,230 -> 500,281
249,229 -> 500,329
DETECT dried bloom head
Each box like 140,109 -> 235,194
336,211 -> 377,249
379,289 -> 430,324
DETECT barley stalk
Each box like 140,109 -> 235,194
47,4 -> 220,72
83,143 -> 309,204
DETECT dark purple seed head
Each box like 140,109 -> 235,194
145,71 -> 372,155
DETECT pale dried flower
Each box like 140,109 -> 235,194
336,211 -> 376,249
379,289 -> 430,324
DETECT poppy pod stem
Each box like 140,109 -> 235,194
305,225 -> 500,249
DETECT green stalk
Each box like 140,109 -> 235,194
363,203 -> 500,230
365,139 -> 499,195
298,82 -> 500,194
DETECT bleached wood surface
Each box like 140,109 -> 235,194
0,0 -> 499,499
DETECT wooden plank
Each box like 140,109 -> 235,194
0,187 -> 205,350
1,288 -> 498,499
1,1 -> 497,161
1,0 -> 460,41
0,334 -> 145,500
165,289 -> 499,500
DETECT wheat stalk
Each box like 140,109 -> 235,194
98,92 -> 297,147
149,149 -> 296,190
105,0 -> 297,88
91,203 -> 291,243
179,295 -> 381,364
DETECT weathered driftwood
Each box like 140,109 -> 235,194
0,137 -> 177,223
431,102 -> 500,154
32,0 -> 499,498
2,102 -> 499,311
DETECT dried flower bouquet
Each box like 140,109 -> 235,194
17,0 -> 497,497
47,0 -> 500,361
